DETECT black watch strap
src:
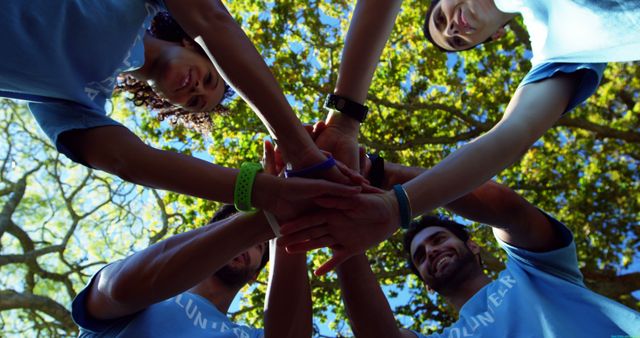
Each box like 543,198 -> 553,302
367,153 -> 385,188
324,94 -> 369,123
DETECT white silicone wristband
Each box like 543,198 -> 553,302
263,211 -> 281,237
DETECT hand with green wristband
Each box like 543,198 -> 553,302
233,140 -> 369,237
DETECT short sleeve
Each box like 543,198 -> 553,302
251,328 -> 265,338
496,213 -> 585,285
408,329 -> 434,338
519,62 -> 607,113
493,0 -> 526,13
71,266 -> 136,335
28,100 -> 123,165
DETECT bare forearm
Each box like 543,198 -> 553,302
109,146 -> 237,202
164,0 -> 321,167
378,160 -> 528,226
95,212 -> 273,318
69,125 -> 284,211
326,0 -> 403,138
381,161 -> 425,189
403,76 -> 576,217
334,0 -> 403,103
404,123 -> 535,217
264,243 -> 312,338
337,255 -> 404,338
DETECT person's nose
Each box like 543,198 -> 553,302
445,20 -> 460,37
426,246 -> 443,265
190,80 -> 203,95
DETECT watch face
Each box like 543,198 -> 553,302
336,98 -> 346,110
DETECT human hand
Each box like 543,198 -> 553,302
277,190 -> 400,275
256,141 -> 363,222
274,124 -> 368,185
358,146 -> 372,178
313,118 -> 360,170
262,139 -> 284,176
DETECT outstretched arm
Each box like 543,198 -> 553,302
316,0 -> 403,169
281,74 -> 581,273
59,126 -> 360,221
364,152 -> 565,251
85,211 -> 273,320
403,74 -> 580,222
162,0 -> 329,171
337,255 -> 418,338
264,240 -> 312,338
263,140 -> 312,338
441,181 -> 565,251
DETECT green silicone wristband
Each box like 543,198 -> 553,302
234,162 -> 263,212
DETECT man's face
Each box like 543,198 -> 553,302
427,0 -> 504,51
148,39 -> 226,112
215,242 -> 268,288
410,226 -> 478,292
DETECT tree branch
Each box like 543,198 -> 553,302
557,116 -> 640,144
0,289 -> 76,333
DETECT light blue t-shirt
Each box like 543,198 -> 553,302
413,217 -> 640,338
492,0 -> 640,114
0,0 -> 165,164
71,273 -> 264,338
519,62 -> 606,113
494,0 -> 640,66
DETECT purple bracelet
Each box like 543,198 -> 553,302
285,156 -> 336,178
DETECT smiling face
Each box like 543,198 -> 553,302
148,39 -> 226,112
410,226 -> 480,292
426,0 -> 506,51
214,242 -> 268,288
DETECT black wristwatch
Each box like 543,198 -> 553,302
367,153 -> 385,188
324,94 -> 369,123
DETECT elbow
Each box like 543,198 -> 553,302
490,119 -> 540,162
176,1 -> 235,36
86,145 -> 148,184
95,266 -> 137,306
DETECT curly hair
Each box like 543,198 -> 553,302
115,11 -> 235,133
402,215 -> 471,278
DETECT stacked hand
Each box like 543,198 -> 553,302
262,120 -> 401,275
260,133 -> 367,223
278,191 -> 399,275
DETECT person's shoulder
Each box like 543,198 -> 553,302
498,213 -> 584,285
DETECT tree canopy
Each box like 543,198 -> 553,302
0,0 -> 638,337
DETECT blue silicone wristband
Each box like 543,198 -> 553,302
393,184 -> 411,229
285,156 -> 336,178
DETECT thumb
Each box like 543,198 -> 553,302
314,251 -> 350,276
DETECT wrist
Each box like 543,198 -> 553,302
242,211 -> 277,243
382,161 -> 400,188
324,93 -> 368,123
392,184 -> 412,229
325,110 -> 361,138
234,162 -> 263,212
285,156 -> 336,178
284,144 -> 327,170
252,173 -> 281,211
384,190 -> 401,230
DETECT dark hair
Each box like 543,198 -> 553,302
423,0 -> 494,52
209,204 -> 270,272
402,215 -> 470,277
115,11 -> 235,133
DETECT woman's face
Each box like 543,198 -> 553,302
148,39 -> 226,112
428,0 -> 504,51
